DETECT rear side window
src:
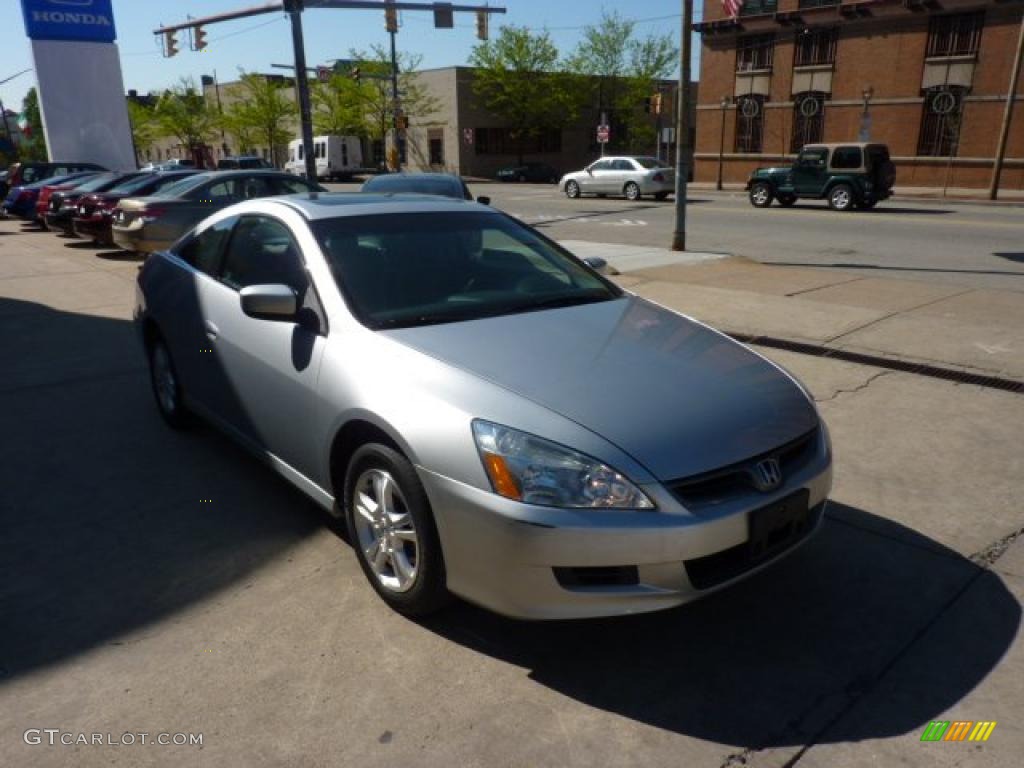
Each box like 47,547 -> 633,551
274,177 -> 317,195
831,147 -> 863,170
798,148 -> 827,167
176,216 -> 236,275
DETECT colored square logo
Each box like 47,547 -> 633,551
21,0 -> 117,43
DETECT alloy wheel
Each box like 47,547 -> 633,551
751,185 -> 770,206
625,182 -> 640,200
352,469 -> 419,593
565,180 -> 580,199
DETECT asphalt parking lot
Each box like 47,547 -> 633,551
1,215 -> 1022,767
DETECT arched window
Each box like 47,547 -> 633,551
734,94 -> 765,153
791,91 -> 826,152
917,86 -> 966,157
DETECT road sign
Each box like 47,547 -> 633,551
463,127 -> 474,145
597,124 -> 610,144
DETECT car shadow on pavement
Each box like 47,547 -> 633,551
96,249 -> 144,261
0,298 -> 326,680
531,206 -> 662,228
778,204 -> 954,215
994,252 -> 1024,264
421,502 -> 1019,749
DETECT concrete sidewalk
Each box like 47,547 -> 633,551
579,243 -> 1024,382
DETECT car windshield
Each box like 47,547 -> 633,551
633,157 -> 664,169
363,176 -> 459,198
106,174 -> 160,195
313,211 -> 621,330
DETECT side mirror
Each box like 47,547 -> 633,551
476,195 -> 491,206
240,284 -> 298,321
583,256 -> 613,275
586,167 -> 594,175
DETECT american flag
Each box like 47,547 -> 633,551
723,0 -> 744,18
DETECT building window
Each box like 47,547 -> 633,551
735,94 -> 765,153
791,92 -> 826,152
798,0 -> 838,8
429,131 -> 444,166
475,127 -> 562,155
740,0 -> 778,16
926,12 -> 984,58
917,86 -> 965,156
736,34 -> 775,72
794,28 -> 837,67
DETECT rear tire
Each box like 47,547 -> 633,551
344,444 -> 450,617
624,182 -> 641,201
565,180 -> 581,199
749,182 -> 773,207
828,183 -> 856,212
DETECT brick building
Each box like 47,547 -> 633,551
695,0 -> 1024,190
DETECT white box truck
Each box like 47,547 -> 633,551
285,136 -> 363,180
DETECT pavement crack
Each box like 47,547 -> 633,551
815,370 -> 895,403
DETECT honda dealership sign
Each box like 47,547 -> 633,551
19,0 -> 135,170
22,0 -> 117,43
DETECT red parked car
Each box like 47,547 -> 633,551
72,170 -> 197,245
35,173 -> 104,228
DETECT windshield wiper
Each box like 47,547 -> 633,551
507,291 -> 613,314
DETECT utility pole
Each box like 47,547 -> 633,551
284,0 -> 317,181
672,0 -> 693,252
388,0 -> 402,171
989,10 -> 1024,200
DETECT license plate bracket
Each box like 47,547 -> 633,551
748,489 -> 811,559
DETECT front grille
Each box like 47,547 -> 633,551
667,428 -> 818,509
685,498 -> 823,590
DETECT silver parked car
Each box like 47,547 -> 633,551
560,156 -> 675,201
135,193 -> 832,620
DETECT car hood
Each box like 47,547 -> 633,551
385,296 -> 818,481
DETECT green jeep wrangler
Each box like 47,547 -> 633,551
746,143 -> 896,211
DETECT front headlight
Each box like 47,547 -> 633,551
472,420 -> 654,509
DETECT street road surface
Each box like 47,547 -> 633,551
330,182 -> 1023,293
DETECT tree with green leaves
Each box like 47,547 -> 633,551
469,26 -> 584,165
19,88 -> 48,161
311,73 -> 371,137
569,11 -> 678,153
221,72 -> 294,167
153,77 -> 219,159
350,47 -> 440,153
126,98 -> 157,165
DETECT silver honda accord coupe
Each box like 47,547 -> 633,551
135,193 -> 832,620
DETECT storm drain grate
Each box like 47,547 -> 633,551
731,334 -> 1024,395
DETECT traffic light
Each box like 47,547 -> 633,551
385,5 -> 398,33
475,10 -> 489,41
164,29 -> 179,58
194,25 -> 207,51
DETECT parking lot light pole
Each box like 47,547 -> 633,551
284,0 -> 317,181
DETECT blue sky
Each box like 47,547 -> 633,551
1,1 -> 702,112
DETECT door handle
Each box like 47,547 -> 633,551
205,321 -> 219,341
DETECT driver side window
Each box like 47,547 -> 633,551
590,160 -> 613,172
218,216 -> 309,297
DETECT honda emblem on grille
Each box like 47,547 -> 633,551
752,458 -> 782,492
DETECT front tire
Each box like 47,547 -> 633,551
828,183 -> 856,212
749,182 -> 773,207
344,444 -> 450,617
624,181 -> 641,201
148,337 -> 189,429
565,180 -> 581,199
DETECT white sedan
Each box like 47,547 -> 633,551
559,156 -> 675,201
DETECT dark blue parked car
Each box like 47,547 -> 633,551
3,172 -> 99,220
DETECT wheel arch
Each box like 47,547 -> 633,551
328,415 -> 408,500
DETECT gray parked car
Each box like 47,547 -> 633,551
560,156 -> 675,201
135,194 -> 832,619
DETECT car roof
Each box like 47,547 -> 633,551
802,143 -> 888,150
174,169 -> 297,183
267,192 -> 493,221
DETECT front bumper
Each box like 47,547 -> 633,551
419,429 -> 833,620
44,211 -> 76,235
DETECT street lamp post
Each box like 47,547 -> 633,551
859,85 -> 873,142
716,96 -> 729,191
